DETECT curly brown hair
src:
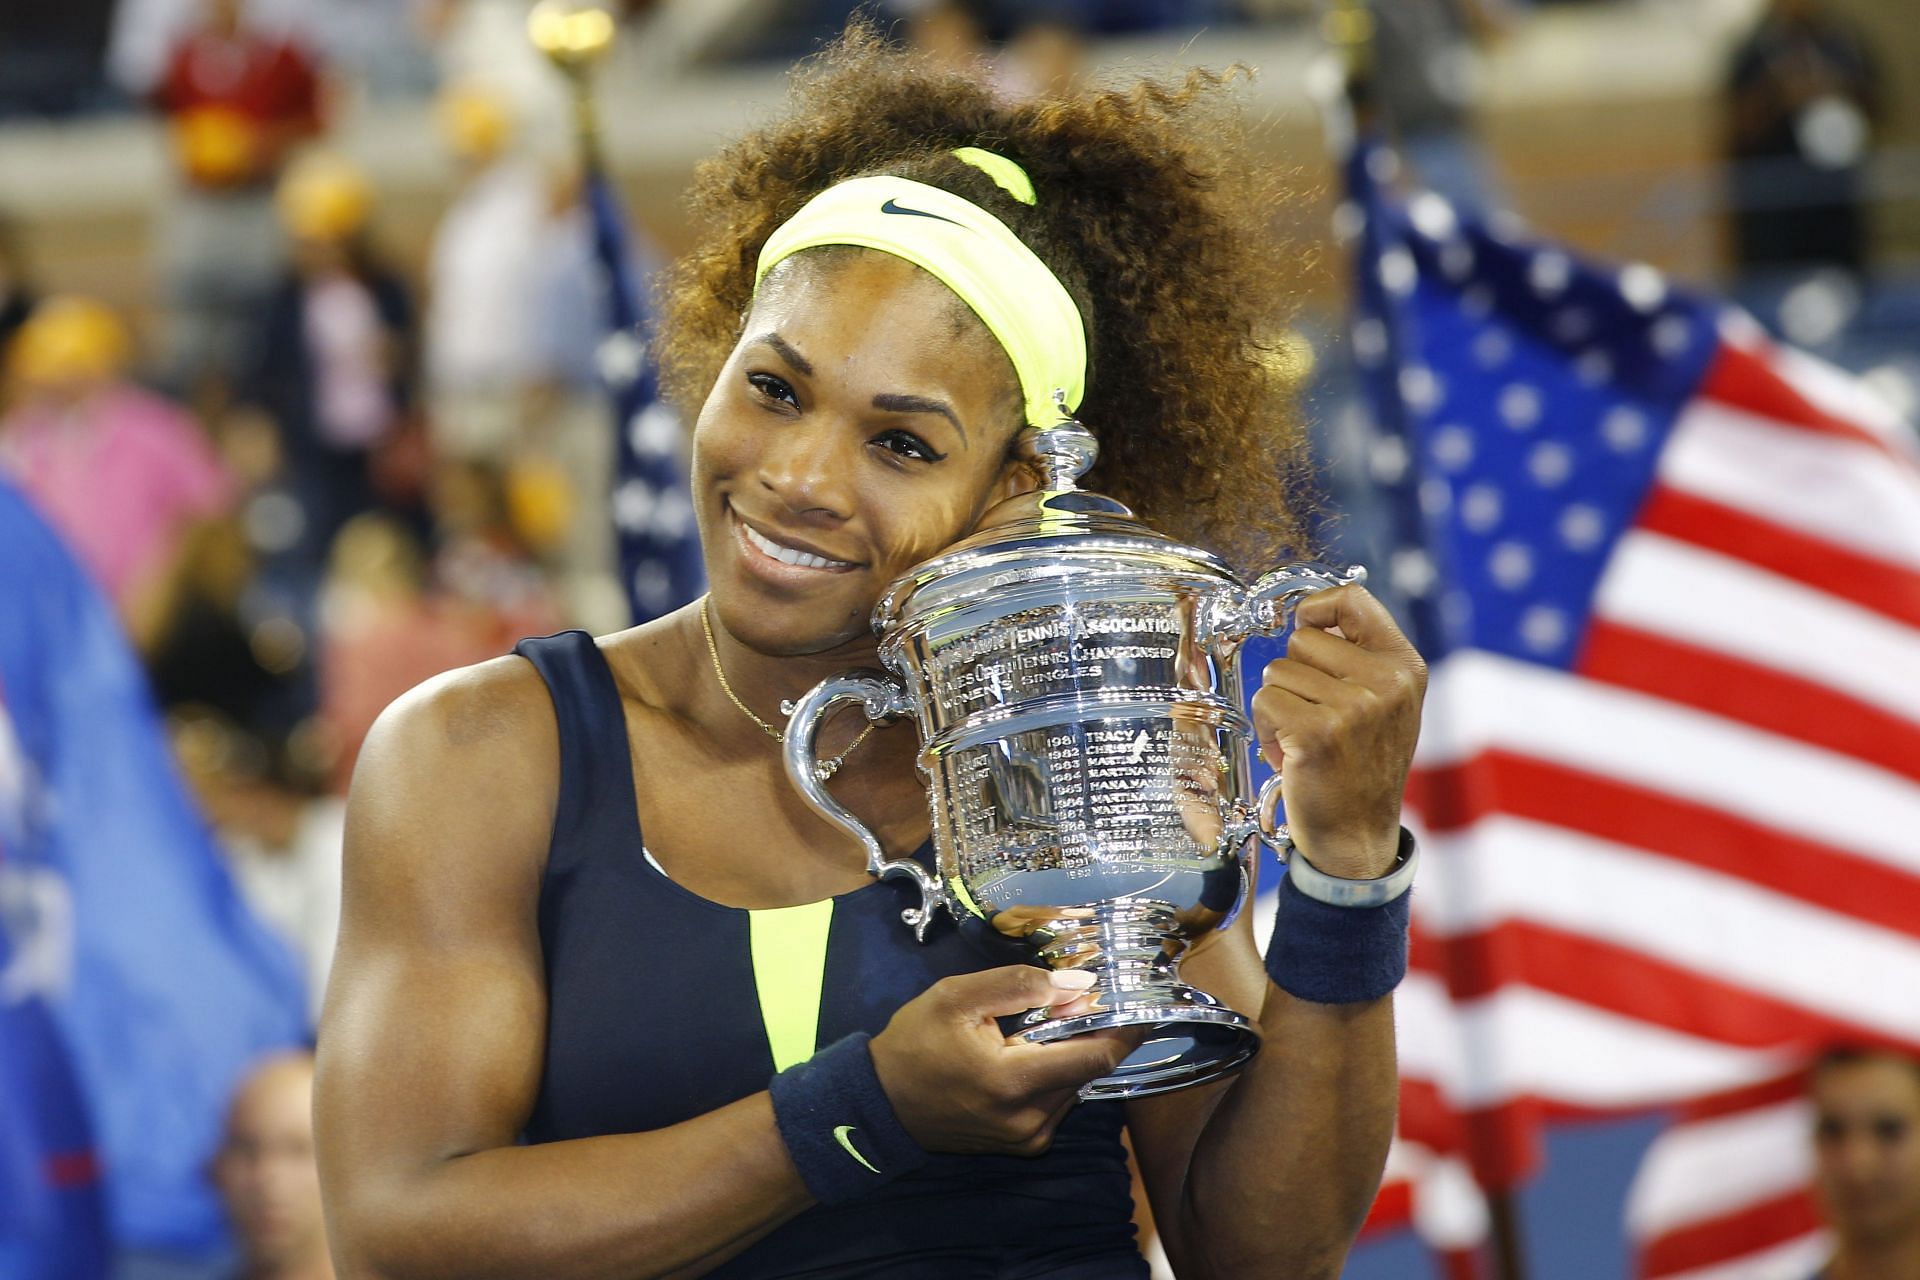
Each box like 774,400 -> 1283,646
656,20 -> 1317,569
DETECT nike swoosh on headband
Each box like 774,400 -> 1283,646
832,1125 -> 882,1174
880,197 -> 965,227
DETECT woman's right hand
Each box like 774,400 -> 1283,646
868,967 -> 1137,1157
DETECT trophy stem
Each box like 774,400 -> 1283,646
1016,901 -> 1259,1100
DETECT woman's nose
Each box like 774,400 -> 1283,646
757,418 -> 855,519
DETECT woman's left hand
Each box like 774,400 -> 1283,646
1249,583 -> 1427,880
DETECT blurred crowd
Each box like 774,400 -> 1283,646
0,0 -> 636,1041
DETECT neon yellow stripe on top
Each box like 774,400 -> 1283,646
748,899 -> 835,1072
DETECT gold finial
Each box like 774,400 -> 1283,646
528,0 -> 617,74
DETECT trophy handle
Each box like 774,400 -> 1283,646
1210,562 -> 1366,860
1202,561 -> 1367,652
783,673 -> 949,940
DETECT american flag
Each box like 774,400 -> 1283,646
1340,131 -> 1920,1277
584,173 -> 706,624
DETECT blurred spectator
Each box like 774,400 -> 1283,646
423,84 -> 554,466
236,153 -> 422,574
1725,0 -> 1883,282
1360,0 -> 1512,213
147,513 -> 320,750
211,1051 -> 334,1280
422,0 -> 573,157
1000,9 -> 1087,101
0,216 -> 40,355
892,0 -> 992,74
1809,1047 -> 1920,1280
172,711 -> 342,1027
152,0 -> 327,401
886,1 -> 1085,99
0,0 -> 119,119
318,508 -> 559,790
0,296 -> 236,653
424,84 -> 622,628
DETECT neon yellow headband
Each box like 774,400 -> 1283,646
754,153 -> 1086,428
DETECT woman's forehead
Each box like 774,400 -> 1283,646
755,248 -> 973,327
746,250 -> 1020,403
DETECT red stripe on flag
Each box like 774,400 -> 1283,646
1634,485 -> 1920,631
1460,1095 -> 1548,1189
1362,1179 -> 1413,1236
1579,621 -> 1920,789
1399,1074 -> 1470,1152
1700,342 -> 1918,466
1407,752 -> 1920,943
1638,1188 -> 1822,1278
1414,920 -> 1887,1051
1672,1071 -> 1808,1122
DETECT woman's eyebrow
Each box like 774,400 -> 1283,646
871,393 -> 968,448
748,332 -> 813,376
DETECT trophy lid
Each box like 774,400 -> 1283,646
871,414 -> 1241,634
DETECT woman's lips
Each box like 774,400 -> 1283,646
729,507 -> 860,582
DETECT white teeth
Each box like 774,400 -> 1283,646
741,521 -> 849,570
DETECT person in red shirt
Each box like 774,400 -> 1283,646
151,0 -> 326,401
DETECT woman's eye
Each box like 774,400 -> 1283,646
747,372 -> 798,407
874,430 -> 945,464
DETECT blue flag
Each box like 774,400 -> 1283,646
0,478 -> 308,1256
585,172 -> 706,623
0,937 -> 110,1279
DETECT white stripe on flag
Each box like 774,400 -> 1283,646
1624,1100 -> 1813,1239
1417,819 -> 1920,1043
1394,968 -> 1470,1098
1386,1141 -> 1490,1250
1765,339 -> 1920,460
1595,531 -> 1920,723
1415,653 -> 1920,873
1430,987 -> 1785,1110
1659,402 -> 1920,571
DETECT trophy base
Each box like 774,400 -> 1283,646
1018,985 -> 1260,1100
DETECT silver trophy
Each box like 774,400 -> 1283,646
785,411 -> 1362,1099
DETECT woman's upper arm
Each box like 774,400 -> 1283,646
315,657 -> 558,1246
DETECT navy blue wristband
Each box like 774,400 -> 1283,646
1266,871 -> 1411,1004
768,1032 -> 929,1204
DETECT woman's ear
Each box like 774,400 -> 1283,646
963,425 -> 1042,534
991,448 -> 1041,506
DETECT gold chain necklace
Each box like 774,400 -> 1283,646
700,596 -> 876,782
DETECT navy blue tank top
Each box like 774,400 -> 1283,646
514,631 -> 1148,1279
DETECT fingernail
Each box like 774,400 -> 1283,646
1049,969 -> 1098,992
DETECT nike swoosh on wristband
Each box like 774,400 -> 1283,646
832,1125 -> 882,1174
879,197 -> 965,227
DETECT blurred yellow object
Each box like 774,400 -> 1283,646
434,84 -> 515,162
328,511 -> 427,599
505,455 -> 575,555
7,295 -> 132,388
276,153 -> 373,243
527,1 -> 617,71
173,106 -> 260,185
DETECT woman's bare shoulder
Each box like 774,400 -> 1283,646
342,654 -> 561,898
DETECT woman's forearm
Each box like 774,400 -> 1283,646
329,1093 -> 811,1280
1176,987 -> 1399,1280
